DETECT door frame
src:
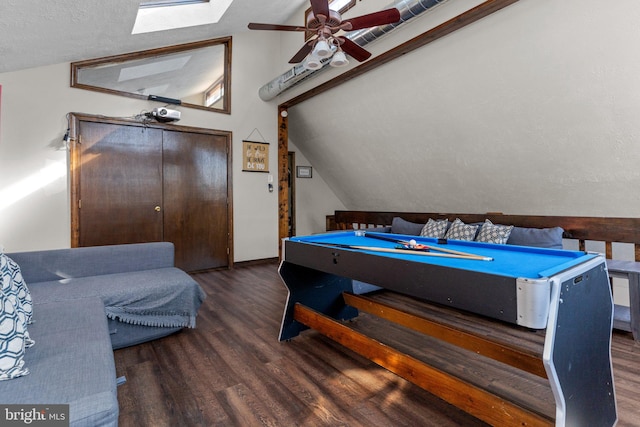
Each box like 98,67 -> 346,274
68,112 -> 234,268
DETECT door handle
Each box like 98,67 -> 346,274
155,206 -> 161,212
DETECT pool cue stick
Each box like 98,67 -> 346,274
360,231 -> 488,260
315,242 -> 492,261
352,245 -> 492,261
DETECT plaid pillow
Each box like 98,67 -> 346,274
476,219 -> 513,244
420,218 -> 448,238
444,218 -> 479,241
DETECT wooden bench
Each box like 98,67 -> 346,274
326,210 -> 640,340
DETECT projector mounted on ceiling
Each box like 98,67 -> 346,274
151,107 -> 181,123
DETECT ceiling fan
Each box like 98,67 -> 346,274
248,0 -> 401,69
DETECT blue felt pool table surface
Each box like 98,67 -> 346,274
290,231 -> 597,279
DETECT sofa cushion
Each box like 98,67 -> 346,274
444,218 -> 479,241
507,226 -> 564,249
0,290 -> 29,381
420,218 -> 449,238
0,298 -> 119,426
475,220 -> 514,244
391,217 -> 424,235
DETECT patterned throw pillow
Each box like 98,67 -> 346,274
0,290 -> 29,380
0,254 -> 34,348
444,218 -> 479,241
475,219 -> 514,244
420,218 -> 449,238
4,256 -> 33,325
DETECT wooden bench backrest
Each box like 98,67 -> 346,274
327,211 -> 640,261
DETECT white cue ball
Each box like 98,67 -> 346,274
409,239 -> 417,247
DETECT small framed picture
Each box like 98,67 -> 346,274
296,166 -> 312,178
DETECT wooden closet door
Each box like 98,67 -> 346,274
77,122 -> 164,246
162,130 -> 229,271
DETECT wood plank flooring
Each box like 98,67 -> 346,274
114,262 -> 640,426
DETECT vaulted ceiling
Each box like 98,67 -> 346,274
3,0 -> 635,222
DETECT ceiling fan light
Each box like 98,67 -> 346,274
313,39 -> 332,59
304,55 -> 323,70
330,50 -> 349,67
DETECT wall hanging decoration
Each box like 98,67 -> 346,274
296,166 -> 312,178
242,128 -> 269,173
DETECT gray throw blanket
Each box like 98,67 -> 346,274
29,268 -> 206,329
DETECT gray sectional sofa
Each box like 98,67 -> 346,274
0,242 -> 206,426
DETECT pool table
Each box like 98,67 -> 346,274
278,231 -> 617,426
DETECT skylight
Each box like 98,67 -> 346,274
329,0 -> 354,11
132,0 -> 232,34
140,0 -> 209,8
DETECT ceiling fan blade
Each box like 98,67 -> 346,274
342,8 -> 401,31
310,0 -> 330,20
248,23 -> 307,32
340,38 -> 371,62
289,43 -> 314,64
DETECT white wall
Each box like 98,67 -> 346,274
285,0 -> 640,217
0,30 -> 343,258
289,142 -> 346,236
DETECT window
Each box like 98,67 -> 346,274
133,0 -> 231,34
71,37 -> 232,114
204,79 -> 224,108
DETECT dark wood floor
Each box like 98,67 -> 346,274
114,262 -> 640,426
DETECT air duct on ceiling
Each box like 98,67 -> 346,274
258,0 -> 447,101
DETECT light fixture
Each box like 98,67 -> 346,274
303,53 -> 323,70
305,34 -> 354,70
329,49 -> 349,67
312,37 -> 332,59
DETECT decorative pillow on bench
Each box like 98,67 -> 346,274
420,218 -> 449,238
475,219 -> 514,244
444,218 -> 479,241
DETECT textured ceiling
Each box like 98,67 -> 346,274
0,0 -> 308,73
